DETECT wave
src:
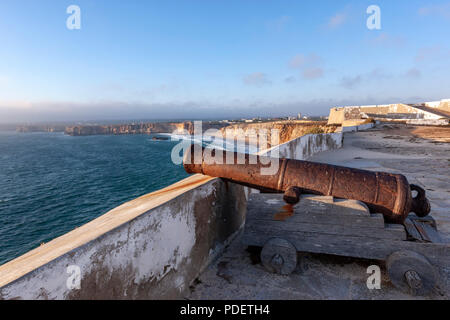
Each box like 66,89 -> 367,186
160,133 -> 260,154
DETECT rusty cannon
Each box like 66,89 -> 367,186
183,145 -> 430,224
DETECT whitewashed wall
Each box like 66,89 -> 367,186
0,177 -> 247,300
260,132 -> 343,160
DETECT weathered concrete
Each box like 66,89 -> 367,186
406,119 -> 449,126
341,123 -> 375,133
425,99 -> 450,115
260,132 -> 343,160
0,175 -> 248,299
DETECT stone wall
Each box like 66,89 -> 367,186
260,132 -> 343,160
341,123 -> 375,133
0,175 -> 247,299
328,103 -> 446,125
425,99 -> 450,113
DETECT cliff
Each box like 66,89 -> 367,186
16,125 -> 66,133
218,121 -> 338,147
64,121 -> 228,136
48,120 -> 336,143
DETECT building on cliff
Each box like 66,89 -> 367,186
327,99 -> 450,126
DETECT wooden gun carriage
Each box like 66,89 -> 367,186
242,193 -> 450,296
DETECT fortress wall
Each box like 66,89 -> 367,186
328,103 -> 444,125
427,99 -> 450,113
260,132 -> 343,160
440,100 -> 450,113
341,122 -> 375,132
327,108 -> 345,125
0,130 -> 342,300
0,175 -> 248,300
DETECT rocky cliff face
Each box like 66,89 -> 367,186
16,125 -> 66,133
62,120 -> 337,143
64,121 -> 228,136
217,121 -> 338,147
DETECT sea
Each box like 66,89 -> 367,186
0,131 -> 193,265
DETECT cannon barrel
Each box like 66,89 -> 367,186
183,145 -> 430,224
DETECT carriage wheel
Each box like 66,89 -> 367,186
386,250 -> 436,296
260,238 -> 297,275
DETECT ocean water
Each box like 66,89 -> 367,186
0,132 -> 190,265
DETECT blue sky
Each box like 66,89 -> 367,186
0,0 -> 449,122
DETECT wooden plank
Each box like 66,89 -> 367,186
246,209 -> 385,228
241,230 -> 450,268
246,194 -> 385,229
244,219 -> 406,241
412,220 -> 443,244
408,214 -> 437,228
403,218 -> 423,242
249,193 -> 370,217
384,224 -> 408,240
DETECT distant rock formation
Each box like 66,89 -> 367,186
17,120 -> 336,144
218,121 -> 337,146
64,121 -> 228,136
152,136 -> 169,141
16,125 -> 66,133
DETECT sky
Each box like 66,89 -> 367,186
0,0 -> 450,122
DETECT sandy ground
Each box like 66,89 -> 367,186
188,124 -> 450,300
380,124 -> 450,143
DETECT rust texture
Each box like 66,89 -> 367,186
183,145 -> 430,224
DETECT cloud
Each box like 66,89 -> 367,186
134,84 -> 171,97
289,54 -> 324,80
405,68 -> 421,78
302,67 -> 324,80
418,4 -> 450,19
2,94 -> 446,123
370,33 -> 406,48
289,54 -> 321,69
0,100 -> 33,110
368,68 -> 391,79
339,68 -> 391,89
340,75 -> 363,89
243,72 -> 271,86
415,46 -> 438,62
284,76 -> 296,83
327,12 -> 347,29
415,46 -> 450,63
267,15 -> 292,31
289,55 -> 306,69
340,67 -> 424,89
0,98 -> 374,123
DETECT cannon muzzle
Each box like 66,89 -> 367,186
183,145 -> 430,224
